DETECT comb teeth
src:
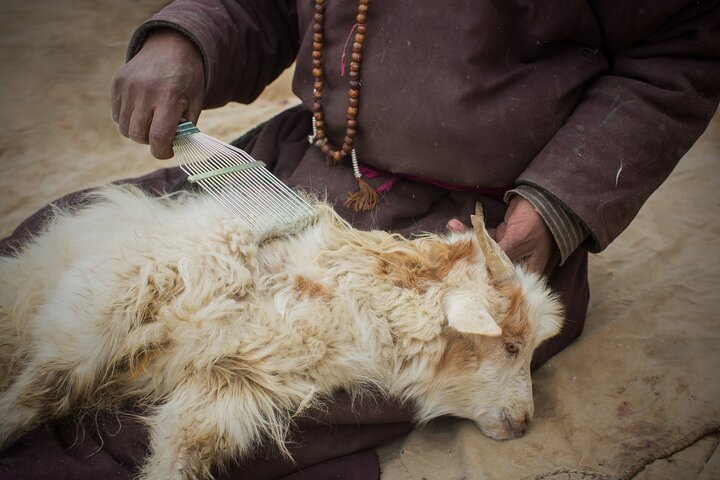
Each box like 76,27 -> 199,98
173,123 -> 318,240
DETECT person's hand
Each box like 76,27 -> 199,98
494,196 -> 554,274
111,29 -> 205,159
446,196 -> 555,274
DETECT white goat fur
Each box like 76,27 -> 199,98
0,186 -> 562,479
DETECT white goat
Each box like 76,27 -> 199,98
0,185 -> 562,479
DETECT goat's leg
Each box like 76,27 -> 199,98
0,370 -> 42,448
0,311 -> 114,448
0,360 -> 79,448
0,315 -> 108,448
140,379 -> 287,480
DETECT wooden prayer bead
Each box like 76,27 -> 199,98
312,0 -> 370,178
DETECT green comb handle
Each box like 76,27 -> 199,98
175,121 -> 200,138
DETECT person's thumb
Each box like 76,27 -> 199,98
446,218 -> 468,232
185,97 -> 203,125
523,252 -> 545,275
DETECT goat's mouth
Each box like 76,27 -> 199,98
476,411 -> 530,441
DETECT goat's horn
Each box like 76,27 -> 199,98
470,202 -> 515,283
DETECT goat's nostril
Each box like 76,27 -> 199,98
501,411 -> 531,437
523,413 -> 531,429
501,411 -> 513,431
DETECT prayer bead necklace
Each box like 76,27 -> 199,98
309,0 -> 378,211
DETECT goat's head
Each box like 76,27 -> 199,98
413,204 -> 563,440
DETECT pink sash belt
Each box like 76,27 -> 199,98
359,164 -> 511,198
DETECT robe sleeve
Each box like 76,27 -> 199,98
126,0 -> 300,108
516,0 -> 720,252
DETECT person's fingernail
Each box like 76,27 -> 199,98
447,219 -> 467,231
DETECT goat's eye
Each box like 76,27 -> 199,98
505,342 -> 521,356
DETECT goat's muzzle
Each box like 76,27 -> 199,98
501,410 -> 530,439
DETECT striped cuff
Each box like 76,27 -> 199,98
504,185 -> 588,265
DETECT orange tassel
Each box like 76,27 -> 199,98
344,177 -> 378,212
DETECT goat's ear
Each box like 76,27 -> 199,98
444,293 -> 502,336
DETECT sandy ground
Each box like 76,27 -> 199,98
0,1 -> 718,479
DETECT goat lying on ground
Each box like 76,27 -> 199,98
0,186 -> 562,479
